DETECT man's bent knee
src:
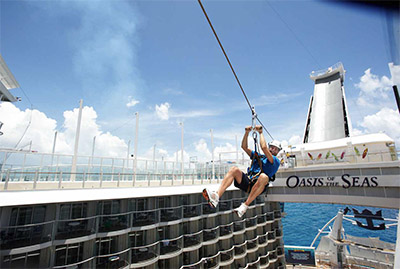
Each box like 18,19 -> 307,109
256,173 -> 269,186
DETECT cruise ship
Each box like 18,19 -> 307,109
0,58 -> 399,269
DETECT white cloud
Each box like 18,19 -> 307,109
360,107 -> 400,145
0,102 -> 58,152
389,63 -> 400,85
163,88 -> 183,95
155,102 -> 170,120
355,68 -> 392,108
126,97 -> 139,108
288,135 -> 302,146
0,103 -> 128,157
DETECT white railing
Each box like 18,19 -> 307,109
309,62 -> 343,78
0,149 -> 250,191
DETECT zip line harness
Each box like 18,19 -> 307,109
246,108 -> 264,186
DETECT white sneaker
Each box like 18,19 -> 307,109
234,203 -> 248,218
202,188 -> 219,208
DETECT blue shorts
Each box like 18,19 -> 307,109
234,172 -> 269,193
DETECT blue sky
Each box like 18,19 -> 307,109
1,0 -> 399,160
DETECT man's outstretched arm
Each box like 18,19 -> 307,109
256,126 -> 274,164
241,126 -> 252,157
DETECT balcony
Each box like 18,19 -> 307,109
0,222 -> 52,249
131,242 -> 158,265
246,238 -> 258,252
183,231 -> 202,249
97,252 -> 130,269
202,203 -> 217,215
183,204 -> 201,219
160,237 -> 182,256
55,217 -> 95,240
132,210 -> 158,227
160,207 -> 182,222
218,200 -> 232,212
258,234 -> 267,246
233,220 -> 245,233
219,223 -> 233,238
245,216 -> 257,229
257,214 -> 266,225
234,242 -> 246,257
98,213 -> 129,233
203,227 -> 218,243
220,247 -> 234,265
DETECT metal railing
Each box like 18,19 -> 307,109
0,149 -> 246,191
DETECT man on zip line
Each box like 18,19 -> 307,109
203,125 -> 281,218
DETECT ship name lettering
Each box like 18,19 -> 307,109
341,174 -> 378,188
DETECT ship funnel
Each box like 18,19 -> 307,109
303,62 -> 352,143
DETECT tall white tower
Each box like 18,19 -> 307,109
303,62 -> 352,143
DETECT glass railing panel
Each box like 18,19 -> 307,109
269,250 -> 277,260
160,237 -> 182,255
220,248 -> 233,262
247,238 -> 258,250
233,220 -> 245,233
98,213 -> 129,233
234,244 -> 246,256
131,242 -> 159,264
275,228 -> 283,237
258,234 -> 267,245
204,253 -> 219,269
0,222 -> 53,249
218,200 -> 231,211
183,231 -> 202,248
257,214 -> 266,225
132,210 -> 158,227
202,203 -> 217,215
255,195 -> 265,204
181,259 -> 204,269
160,207 -> 182,222
274,210 -> 282,219
97,250 -> 130,269
267,231 -> 276,240
245,216 -> 257,228
232,199 -> 242,208
183,204 -> 201,218
266,212 -> 274,221
203,227 -> 219,242
55,217 -> 96,240
260,255 -> 269,265
219,223 -> 232,237
277,246 -> 284,256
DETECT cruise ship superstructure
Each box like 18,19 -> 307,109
0,61 -> 399,269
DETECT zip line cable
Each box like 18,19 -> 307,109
197,0 -> 274,140
266,1 -> 322,70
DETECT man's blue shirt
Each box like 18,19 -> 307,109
249,150 -> 280,178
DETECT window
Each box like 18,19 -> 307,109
1,250 -> 41,268
158,197 -> 170,208
95,237 -> 118,256
97,200 -> 120,215
129,231 -> 146,247
9,206 -> 45,226
55,243 -> 84,266
59,203 -> 87,220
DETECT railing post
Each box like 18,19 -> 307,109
4,169 -> 10,190
83,171 -> 86,188
100,171 -> 103,188
33,170 -> 39,190
58,171 -> 63,189
117,172 -> 121,187
111,158 -> 115,182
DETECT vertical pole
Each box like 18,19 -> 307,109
210,129 -> 214,180
133,112 -> 139,185
180,122 -> 184,181
51,131 -> 57,166
71,99 -> 83,181
393,85 -> 400,114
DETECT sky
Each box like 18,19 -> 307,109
0,0 -> 399,162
